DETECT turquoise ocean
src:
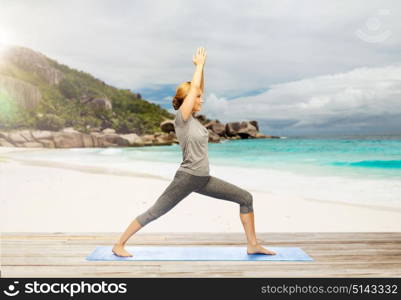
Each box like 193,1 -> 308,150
5,134 -> 401,208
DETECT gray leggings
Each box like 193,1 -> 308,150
136,170 -> 254,227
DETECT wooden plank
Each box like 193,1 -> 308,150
1,232 -> 401,277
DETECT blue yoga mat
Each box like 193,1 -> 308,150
86,246 -> 313,261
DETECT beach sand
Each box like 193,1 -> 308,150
1,147 -> 401,233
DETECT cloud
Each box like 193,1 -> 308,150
1,0 -> 400,95
1,0 -> 401,134
201,64 -> 401,134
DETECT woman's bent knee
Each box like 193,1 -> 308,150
135,215 -> 148,227
136,211 -> 159,227
240,191 -> 254,213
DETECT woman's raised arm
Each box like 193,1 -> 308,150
180,47 -> 207,121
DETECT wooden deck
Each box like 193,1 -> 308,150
1,232 -> 400,277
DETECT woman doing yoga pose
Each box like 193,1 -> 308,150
112,47 -> 276,257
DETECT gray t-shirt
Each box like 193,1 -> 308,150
174,108 -> 210,176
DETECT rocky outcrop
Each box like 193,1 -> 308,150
159,117 -> 280,143
249,120 -> 259,131
207,129 -> 221,143
160,120 -> 175,134
0,119 -> 280,148
205,120 -> 226,136
237,121 -> 258,138
1,46 -> 64,85
225,121 -> 272,139
0,127 -> 179,148
0,45 -> 64,110
0,138 -> 14,147
154,132 -> 177,146
225,122 -> 241,137
80,95 -> 112,110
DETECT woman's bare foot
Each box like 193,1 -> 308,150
247,243 -> 276,255
112,243 -> 133,257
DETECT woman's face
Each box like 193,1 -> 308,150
193,91 -> 204,112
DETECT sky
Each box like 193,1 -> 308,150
0,0 -> 400,136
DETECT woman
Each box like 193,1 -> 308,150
112,47 -> 276,257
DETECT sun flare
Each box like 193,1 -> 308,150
0,29 -> 15,55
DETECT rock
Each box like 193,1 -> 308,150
195,114 -> 207,123
142,134 -> 155,142
160,120 -> 175,133
0,131 -> 8,139
8,131 -> 29,143
90,134 -> 100,147
0,138 -> 14,147
53,132 -> 83,148
237,121 -> 258,138
205,121 -> 226,136
208,129 -> 221,143
119,133 -> 144,146
225,121 -> 258,139
86,97 -> 112,110
138,134 -> 154,146
154,132 -> 176,145
89,132 -> 105,146
81,134 -> 94,147
19,130 -> 35,142
102,128 -> 115,134
225,122 -> 241,137
1,46 -> 64,86
249,120 -> 259,131
31,130 -> 53,140
38,139 -> 55,148
154,140 -> 173,146
102,134 -> 130,146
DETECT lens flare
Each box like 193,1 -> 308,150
0,29 -> 14,57
0,88 -> 19,127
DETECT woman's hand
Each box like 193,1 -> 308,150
192,47 -> 207,66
